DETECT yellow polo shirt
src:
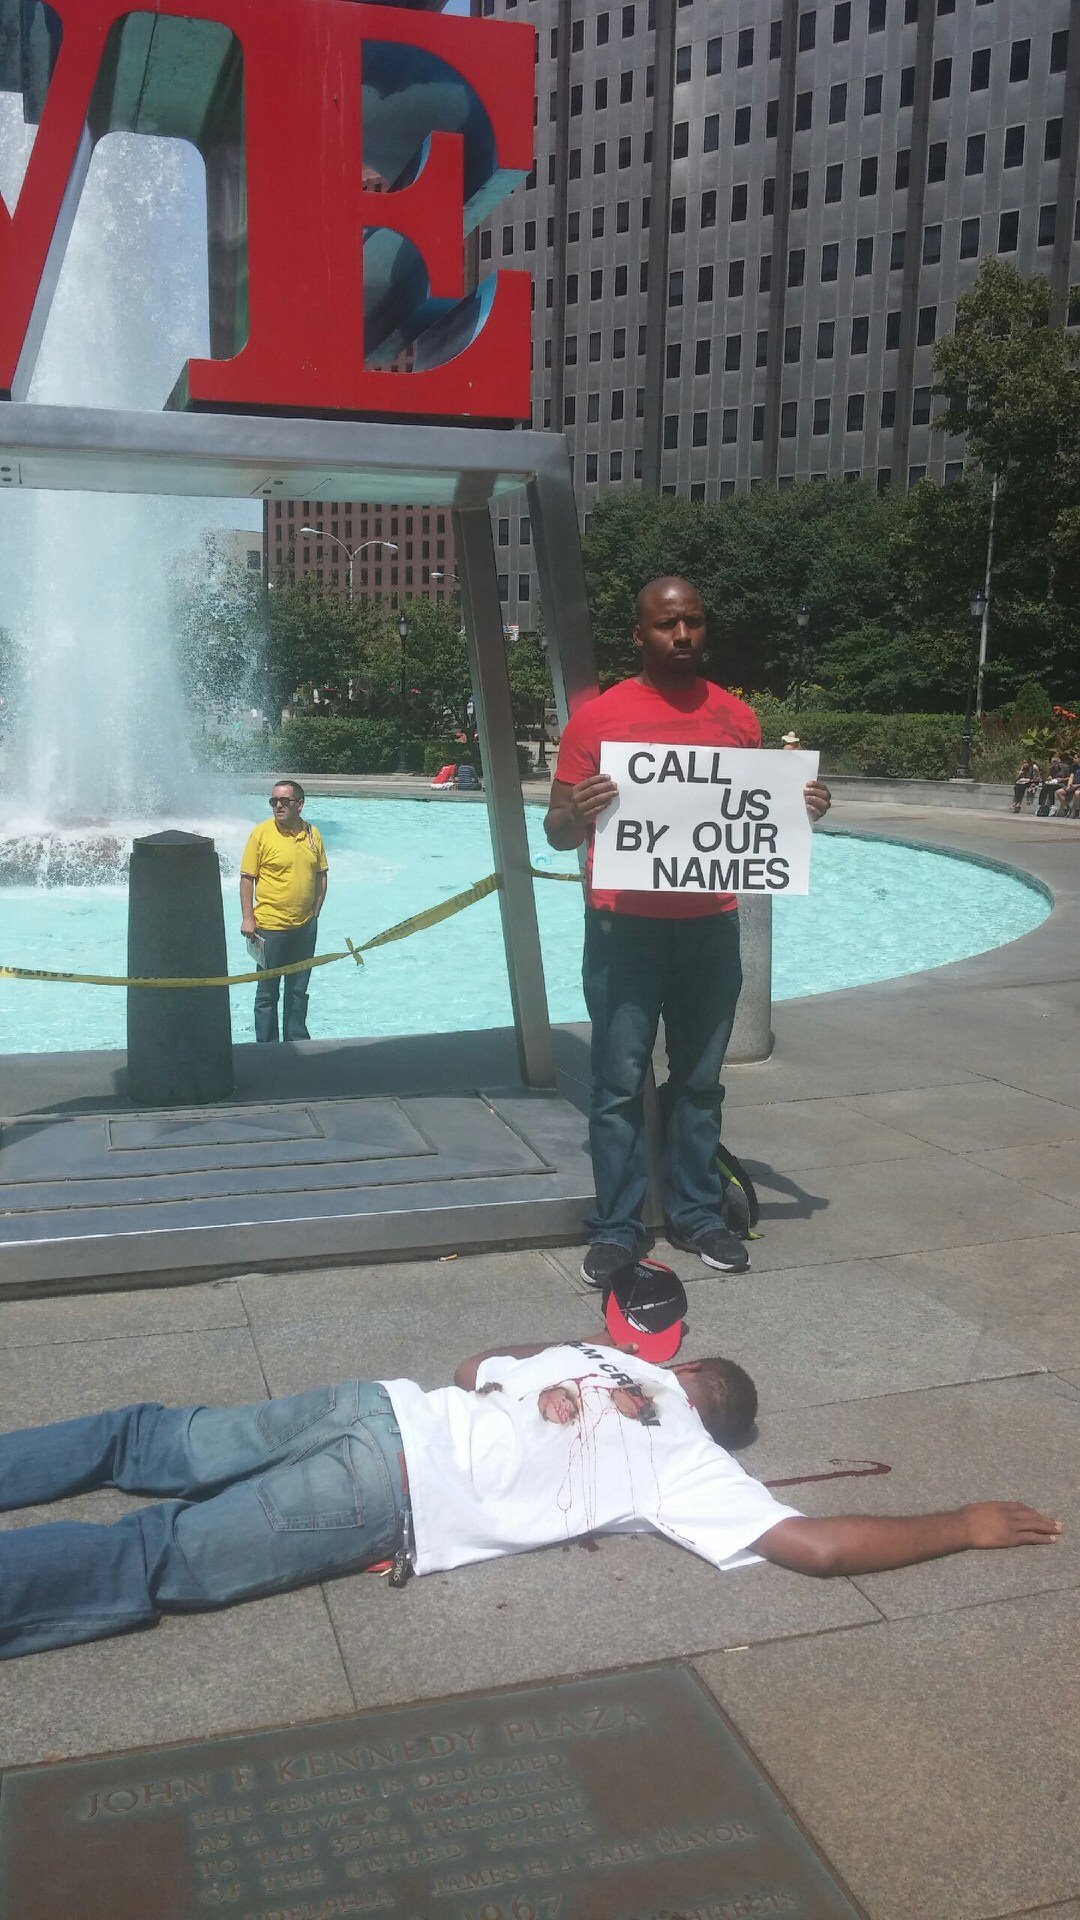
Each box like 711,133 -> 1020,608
241,818 -> 328,930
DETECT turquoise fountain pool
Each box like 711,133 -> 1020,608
1,798 -> 1050,1054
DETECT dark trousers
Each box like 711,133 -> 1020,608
581,906 -> 743,1249
254,918 -> 318,1042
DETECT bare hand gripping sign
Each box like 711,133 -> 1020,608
592,745 -> 821,895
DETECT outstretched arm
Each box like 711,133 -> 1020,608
753,1502 -> 1061,1578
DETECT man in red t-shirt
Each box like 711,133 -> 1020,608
546,577 -> 831,1289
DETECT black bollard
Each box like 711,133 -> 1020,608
127,830 -> 234,1105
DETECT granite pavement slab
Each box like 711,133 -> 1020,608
704,1150 -> 1080,1271
323,1527 -> 880,1712
235,1247 -> 577,1327
0,1328 -> 268,1431
966,1138 -> 1080,1208
0,1589 -> 355,1771
649,1261 -> 1041,1408
709,1095 -> 929,1172
837,1082 -> 1080,1152
743,1374 -> 1080,1618
695,1589 -> 1080,1920
0,1279 -> 247,1348
866,1235 -> 1080,1370
851,981 -> 1080,1103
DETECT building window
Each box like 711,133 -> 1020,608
731,182 -> 748,221
912,386 -> 932,425
792,170 -> 809,209
971,47 -> 990,90
669,269 -> 684,306
706,35 -> 722,74
696,339 -> 712,376
847,393 -> 865,430
763,176 -> 776,215
817,319 -> 835,358
933,57 -> 952,100
1038,203 -> 1057,247
998,209 -> 1020,251
673,122 -> 689,159
1051,30 -> 1069,74
757,255 -> 771,292
880,390 -> 896,427
855,236 -> 874,275
725,334 -> 742,370
613,326 -> 627,356
821,242 -> 839,281
917,305 -> 937,345
895,148 -> 910,189
944,461 -> 965,485
766,97 -> 779,137
590,269 -> 603,300
923,224 -> 942,264
1010,38 -> 1030,84
959,216 -> 980,258
899,65 -> 915,107
850,314 -> 869,353
518,573 -> 531,601
753,405 -> 765,441
770,18 -> 783,57
585,453 -> 598,482
756,329 -> 769,366
704,114 -> 720,152
785,324 -> 802,363
622,3 -> 634,34
666,343 -> 681,378
1003,125 -> 1025,169
885,308 -> 901,348
730,259 -> 746,296
780,401 -> 798,438
675,43 -> 692,82
825,162 -> 843,202
611,390 -> 625,420
1045,119 -> 1063,162
566,273 -> 578,303
597,11 -> 609,42
615,263 -> 628,295
813,398 -> 830,435
966,134 -> 985,177
564,335 -> 578,366
864,74 -> 883,115
671,196 -> 686,234
692,411 -> 708,446
788,248 -> 806,287
735,106 -> 751,144
738,27 -> 754,66
829,81 -> 847,124
860,156 -> 878,196
698,265 -> 715,300
927,141 -> 947,182
619,135 -> 633,167
588,331 -> 601,362
799,10 -> 816,51
834,3 -> 851,44
663,415 -> 679,449
795,90 -> 812,130
701,189 -> 717,228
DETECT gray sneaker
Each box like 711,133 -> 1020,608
581,1242 -> 637,1289
669,1227 -> 749,1274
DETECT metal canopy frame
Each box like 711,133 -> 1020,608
0,405 -> 599,1087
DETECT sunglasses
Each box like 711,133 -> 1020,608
270,795 -> 299,807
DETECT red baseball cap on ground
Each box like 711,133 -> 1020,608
603,1258 -> 687,1363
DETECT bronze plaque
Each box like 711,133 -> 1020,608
0,1664 -> 864,1920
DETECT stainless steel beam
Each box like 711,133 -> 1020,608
455,505 -> 557,1089
526,436 -> 598,729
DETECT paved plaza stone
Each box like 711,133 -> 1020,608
0,799 -> 1078,1920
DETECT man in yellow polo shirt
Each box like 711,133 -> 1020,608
240,780 -> 329,1042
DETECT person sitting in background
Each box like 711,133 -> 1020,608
1056,762 -> 1080,818
1037,755 -> 1067,816
1011,758 -> 1041,812
781,730 -> 802,751
454,763 -> 482,791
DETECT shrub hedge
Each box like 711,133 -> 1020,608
753,704 -> 964,779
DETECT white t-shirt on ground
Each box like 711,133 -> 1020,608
382,1343 -> 799,1578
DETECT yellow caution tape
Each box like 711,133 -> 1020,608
0,865 -> 582,990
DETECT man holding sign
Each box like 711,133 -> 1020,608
545,578 -> 830,1289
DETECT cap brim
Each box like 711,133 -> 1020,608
603,1290 -> 685,1362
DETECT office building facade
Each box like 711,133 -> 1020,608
478,0 -> 1080,624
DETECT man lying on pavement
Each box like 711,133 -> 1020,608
0,1338 -> 1060,1659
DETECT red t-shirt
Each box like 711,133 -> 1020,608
554,677 -> 762,918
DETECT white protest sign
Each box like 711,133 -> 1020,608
592,745 -> 820,895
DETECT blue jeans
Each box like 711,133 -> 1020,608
254,917 -> 318,1041
0,1383 -> 406,1659
582,906 -> 743,1249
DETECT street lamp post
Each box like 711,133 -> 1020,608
955,589 -> 988,780
795,602 -> 811,713
298,529 -> 398,602
396,612 -> 410,773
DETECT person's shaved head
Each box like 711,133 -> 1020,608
634,576 -> 699,623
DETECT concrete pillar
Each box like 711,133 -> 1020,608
127,831 -> 233,1105
728,897 -> 774,1064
